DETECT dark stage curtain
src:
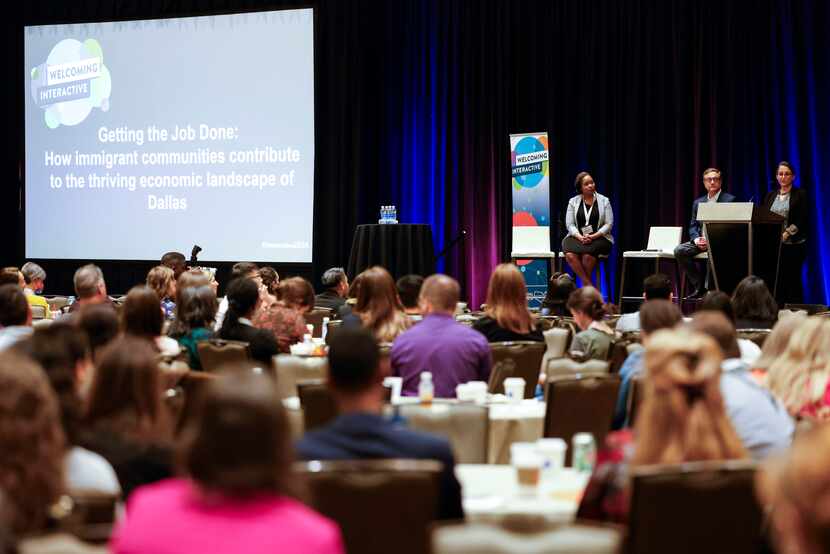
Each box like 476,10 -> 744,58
4,0 -> 829,304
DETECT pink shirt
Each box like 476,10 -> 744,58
111,479 -> 344,554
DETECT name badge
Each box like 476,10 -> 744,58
581,225 -> 594,235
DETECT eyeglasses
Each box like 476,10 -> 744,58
703,176 -> 721,182
777,172 -> 793,177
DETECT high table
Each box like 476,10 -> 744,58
347,223 -> 436,279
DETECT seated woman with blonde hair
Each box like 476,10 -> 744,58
473,263 -> 542,342
346,267 -> 409,343
577,329 -> 747,523
146,265 -> 177,321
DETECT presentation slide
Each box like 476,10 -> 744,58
24,9 -> 315,262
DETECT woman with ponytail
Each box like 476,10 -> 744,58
566,286 -> 615,360
577,329 -> 747,523
218,278 -> 279,365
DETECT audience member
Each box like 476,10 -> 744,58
14,324 -> 120,495
472,263 -> 543,342
297,326 -> 464,520
751,311 -> 807,382
254,277 -> 314,352
0,268 -> 23,287
178,267 -> 212,292
615,273 -> 673,333
689,311 -> 794,458
612,299 -> 682,429
337,272 -> 363,319
757,424 -> 830,554
541,272 -> 576,317
68,264 -> 113,313
396,274 -> 424,316
767,317 -> 830,420
391,274 -> 491,397
315,267 -> 349,311
112,371 -> 344,554
700,290 -> 762,364
76,304 -> 119,362
146,265 -> 177,321
347,266 -> 409,342
122,286 -> 181,357
0,284 -> 32,351
160,251 -> 187,280
567,286 -> 615,360
578,328 -> 747,523
214,262 -> 260,330
732,275 -> 778,329
168,285 -> 217,370
259,266 -> 280,296
218,277 -> 279,365
20,262 -> 51,320
80,337 -> 174,498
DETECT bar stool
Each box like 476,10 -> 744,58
618,227 -> 682,309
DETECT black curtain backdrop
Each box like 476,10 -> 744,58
3,1 -> 829,305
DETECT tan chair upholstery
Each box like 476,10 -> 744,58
489,341 -> 546,398
297,380 -> 338,431
544,374 -> 620,466
545,358 -> 609,381
627,460 -> 761,554
626,375 -> 644,427
273,354 -> 329,399
196,339 -> 250,373
30,304 -> 47,320
432,521 -> 623,554
541,327 -> 570,370
326,318 -> 343,337
306,307 -> 334,337
392,403 -> 489,463
297,459 -> 442,554
736,329 -> 771,349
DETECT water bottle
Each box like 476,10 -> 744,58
418,371 -> 434,406
390,205 -> 397,224
321,316 -> 330,341
379,205 -> 388,224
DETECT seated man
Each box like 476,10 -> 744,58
21,262 -> 51,319
396,274 -> 425,316
616,273 -> 673,333
674,167 -> 736,299
314,267 -> 349,311
690,311 -> 793,459
68,264 -> 114,314
0,284 -> 32,351
391,274 -> 491,397
296,326 -> 464,520
213,262 -> 260,331
160,251 -> 187,280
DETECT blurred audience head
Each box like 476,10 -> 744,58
689,311 -> 741,360
258,266 -> 280,296
176,285 -> 217,333
542,272 -> 576,316
160,252 -> 187,279
327,326 -> 382,399
419,273 -> 460,315
73,264 -> 107,301
76,304 -> 119,360
643,273 -> 673,301
321,267 -> 349,297
122,285 -> 163,341
0,284 -> 30,328
230,262 -> 260,282
354,266 -> 408,342
566,286 -> 606,329
732,275 -> 778,325
639,298 -> 683,339
147,265 -> 176,301
753,312 -> 807,373
484,263 -> 535,334
396,274 -> 424,312
700,290 -> 736,323
0,268 -> 23,288
21,262 -> 47,293
220,278 -> 260,336
276,277 -> 315,312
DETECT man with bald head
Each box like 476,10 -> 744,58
391,274 -> 491,397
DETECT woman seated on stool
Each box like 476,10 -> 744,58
567,286 -> 615,361
562,172 -> 614,286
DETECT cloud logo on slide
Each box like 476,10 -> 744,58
30,38 -> 112,128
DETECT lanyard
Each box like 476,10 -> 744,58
582,198 -> 595,224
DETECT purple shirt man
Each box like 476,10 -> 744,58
391,274 -> 492,397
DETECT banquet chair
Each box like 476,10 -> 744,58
297,459 -> 442,554
545,358 -> 609,381
297,379 -> 338,431
432,520 -> 623,554
544,374 -> 620,466
606,340 -> 630,374
273,354 -> 329,399
783,303 -> 829,315
626,375 -> 644,427
626,460 -> 762,554
393,403 -> 489,463
736,329 -> 771,349
56,491 -> 120,544
196,339 -> 250,373
305,307 -> 333,337
489,341 -> 546,398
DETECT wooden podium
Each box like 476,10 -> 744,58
697,203 -> 785,296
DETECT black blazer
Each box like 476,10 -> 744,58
688,191 -> 737,241
762,187 -> 809,243
219,321 -> 279,365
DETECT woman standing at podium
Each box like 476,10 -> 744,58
763,161 -> 809,305
563,172 -> 614,286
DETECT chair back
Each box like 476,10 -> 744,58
306,307 -> 334,337
432,521 -> 623,554
58,492 -> 119,544
489,341 -> 546,398
175,371 -> 217,433
627,375 -> 644,427
543,327 -> 570,359
545,358 -> 610,381
626,460 -> 762,554
297,459 -> 442,554
196,339 -> 250,372
783,303 -> 829,315
736,329 -> 771,349
273,354 -> 329,398
297,380 -> 338,431
30,304 -> 47,320
394,403 -> 489,463
544,374 -> 620,465
46,296 -> 69,311
606,340 -> 629,374
326,318 -> 343,337
645,226 -> 683,251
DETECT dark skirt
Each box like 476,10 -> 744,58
562,235 -> 612,256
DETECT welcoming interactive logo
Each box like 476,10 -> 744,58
511,135 -> 549,189
30,38 -> 112,128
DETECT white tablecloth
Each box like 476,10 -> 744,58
456,464 -> 589,523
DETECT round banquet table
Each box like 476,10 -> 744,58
347,224 -> 436,279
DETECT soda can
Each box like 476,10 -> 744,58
572,432 -> 597,473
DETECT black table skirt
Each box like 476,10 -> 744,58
347,224 -> 436,280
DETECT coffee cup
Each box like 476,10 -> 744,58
510,442 -> 541,494
503,377 -> 525,403
536,438 -> 567,479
